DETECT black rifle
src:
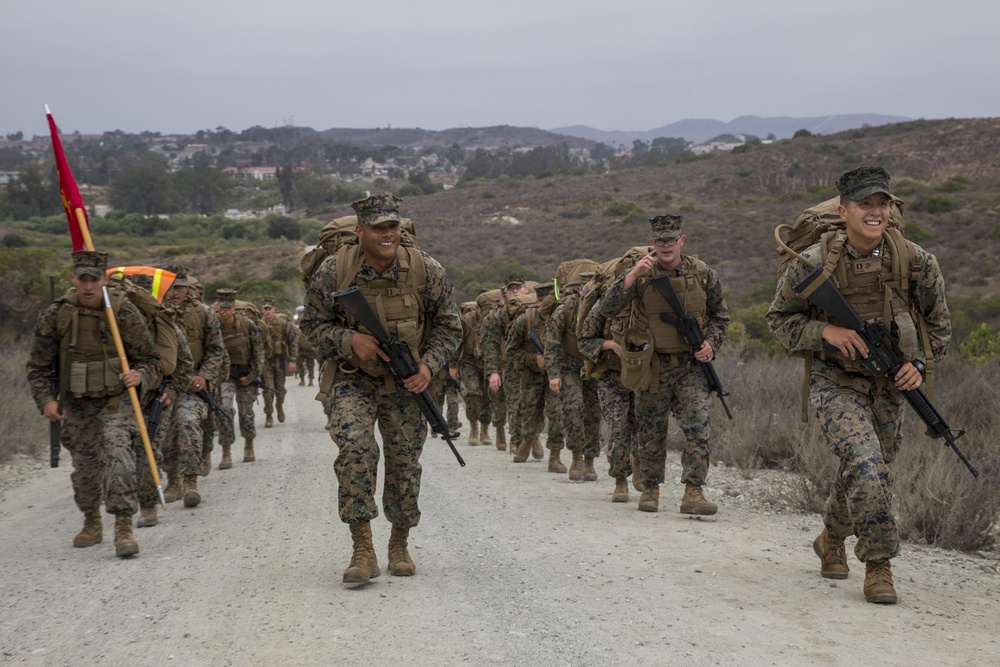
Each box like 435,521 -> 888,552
229,365 -> 272,392
144,376 -> 170,442
794,265 -> 979,477
333,286 -> 465,467
527,329 -> 545,355
649,275 -> 733,420
195,387 -> 228,420
49,276 -> 61,468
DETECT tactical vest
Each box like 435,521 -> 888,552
222,314 -> 253,368
55,291 -> 128,399
179,300 -> 208,369
634,256 -> 709,354
335,243 -> 427,378
263,319 -> 289,358
812,229 -> 922,374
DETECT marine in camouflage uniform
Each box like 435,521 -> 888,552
296,327 -> 316,386
455,301 -> 492,445
216,289 -> 266,467
300,194 -> 462,585
595,215 -> 729,515
504,301 -> 548,464
578,271 -> 639,502
137,320 -> 194,524
767,167 -> 951,605
162,269 -> 226,507
26,251 -> 160,558
478,299 -> 508,450
544,279 -> 602,480
260,298 -> 298,427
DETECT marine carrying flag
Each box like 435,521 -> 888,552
46,107 -> 90,252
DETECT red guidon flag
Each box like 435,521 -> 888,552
45,106 -> 90,252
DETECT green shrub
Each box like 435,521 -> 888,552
937,175 -> 969,192
924,194 -> 959,213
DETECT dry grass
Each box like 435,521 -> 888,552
0,338 -> 46,464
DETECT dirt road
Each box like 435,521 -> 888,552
1,383 -> 998,666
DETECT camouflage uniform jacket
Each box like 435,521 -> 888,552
27,298 -> 160,412
596,256 -> 730,354
478,308 -> 507,378
165,323 -> 195,405
300,249 -> 462,377
543,302 -> 582,379
178,296 -> 227,385
504,313 -> 543,373
767,240 -> 951,364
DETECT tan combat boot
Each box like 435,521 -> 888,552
219,445 -> 233,470
73,509 -> 103,548
813,528 -> 850,579
163,475 -> 183,503
495,425 -> 507,451
183,475 -> 201,508
114,514 -> 139,558
199,445 -> 212,477
265,415 -> 274,428
864,560 -> 898,604
479,424 -> 492,447
343,521 -> 381,584
299,377 -> 305,386
512,439 -> 532,463
568,452 -> 584,481
308,378 -> 313,386
468,421 -> 479,446
243,438 -> 255,463
137,505 -> 158,528
680,483 -> 718,516
548,449 -> 567,473
277,404 -> 285,423
612,477 -> 629,503
388,525 -> 416,576
638,485 -> 660,513
583,457 -> 598,481
631,452 -> 645,492
530,437 -> 543,460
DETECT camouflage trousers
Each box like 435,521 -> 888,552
598,372 -> 637,479
296,353 -> 316,382
502,367 -> 522,444
328,372 -> 427,528
516,369 -> 547,444
445,377 -> 461,428
62,394 -> 143,516
137,395 -> 173,508
458,358 -> 491,426
544,386 -> 564,450
558,364 -> 601,458
262,356 -> 287,416
810,362 -> 903,563
164,391 -> 210,478
635,354 -> 712,489
218,379 -> 258,446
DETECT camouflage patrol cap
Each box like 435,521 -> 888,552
261,297 -> 275,309
351,193 -> 402,226
649,215 -> 682,240
72,251 -> 108,278
534,281 -> 555,297
217,289 -> 237,307
837,166 -> 892,201
504,273 -> 526,289
163,264 -> 190,287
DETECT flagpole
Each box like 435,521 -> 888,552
47,104 -> 166,508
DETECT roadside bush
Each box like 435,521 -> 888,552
602,200 -> 645,218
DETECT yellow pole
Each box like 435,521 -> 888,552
77,208 -> 165,507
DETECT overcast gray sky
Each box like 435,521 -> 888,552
4,0 -> 997,137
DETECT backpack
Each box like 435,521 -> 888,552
300,214 -> 419,286
576,246 -> 651,341
774,195 -> 906,281
106,273 -> 180,380
553,258 -> 599,300
234,299 -> 271,358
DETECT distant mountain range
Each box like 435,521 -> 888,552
550,114 -> 913,145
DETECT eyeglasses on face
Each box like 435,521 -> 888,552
651,236 -> 680,248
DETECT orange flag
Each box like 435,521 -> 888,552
45,106 -> 90,252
